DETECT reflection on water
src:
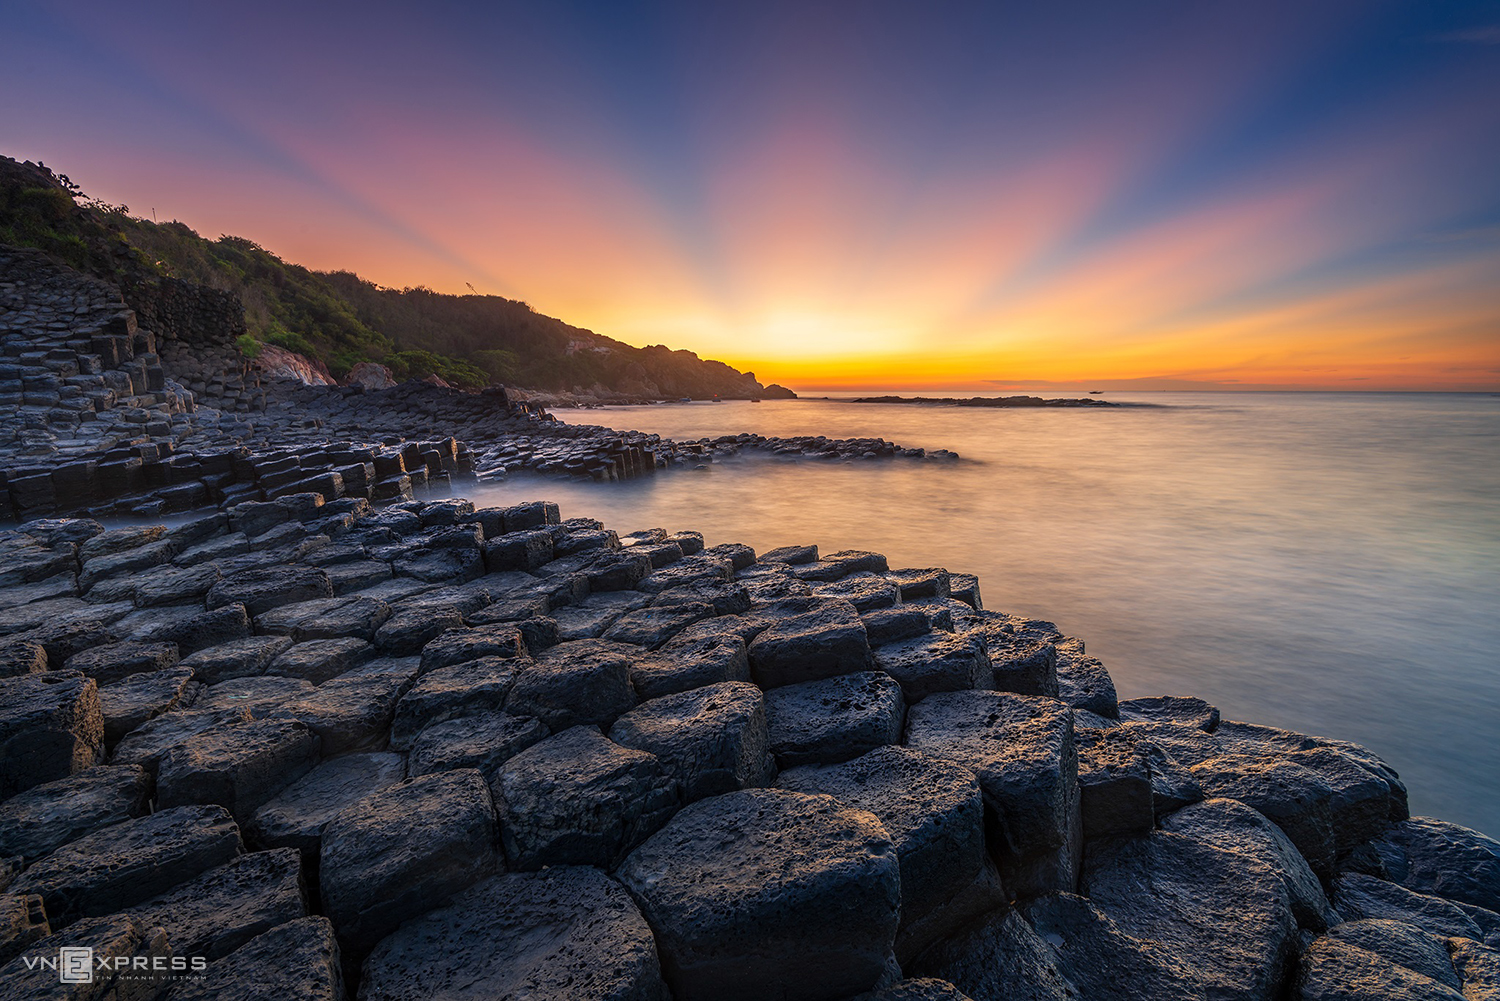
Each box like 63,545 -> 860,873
469,392 -> 1500,834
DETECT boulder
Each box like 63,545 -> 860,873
156,717 -> 320,823
111,706 -> 255,774
1023,892 -> 1210,1001
1294,935 -> 1463,1001
1162,798 -> 1338,930
389,656 -> 525,750
1118,696 -> 1220,731
1053,638 -> 1118,718
0,893 -> 48,968
553,591 -> 651,640
273,657 -> 420,755
128,847 -> 307,961
632,631 -> 750,699
507,639 -> 637,730
97,666 -> 200,743
63,640 -> 179,686
1333,873 -> 1484,939
417,623 -> 527,674
1325,919 -> 1461,989
609,682 -> 774,802
1074,725 -> 1154,839
906,907 -> 1072,1001
764,670 -> 905,767
406,711 -> 549,779
494,725 -> 679,869
11,804 -> 242,925
0,765 -> 152,864
360,868 -> 670,1001
1367,817 -> 1500,913
373,603 -> 465,655
604,601 -> 716,648
122,602 -> 251,654
873,632 -> 992,701
811,574 -> 901,612
207,565 -> 333,617
747,599 -> 874,688
196,675 -> 315,715
905,690 -> 1078,864
1190,753 -> 1338,879
967,613 -> 1059,697
793,549 -> 889,582
247,752 -> 406,858
0,671 -> 103,798
777,746 -> 1002,963
320,769 -> 500,959
0,912 -> 172,1001
0,639 -> 47,678
163,915 -> 344,1001
617,788 -> 901,1001
1081,831 -> 1297,1001
257,596 -> 391,642
265,637 -> 372,684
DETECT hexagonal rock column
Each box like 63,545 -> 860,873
764,670 -> 906,768
0,670 -> 104,797
156,717 -> 320,823
905,690 -> 1079,894
777,746 -> 1004,964
609,682 -> 774,803
319,768 -> 501,961
747,598 -> 875,688
494,726 -> 679,869
360,868 -> 670,1001
872,632 -> 992,701
507,639 -> 638,730
163,915 -> 345,1001
617,788 -> 901,1001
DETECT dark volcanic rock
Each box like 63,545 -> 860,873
609,682 -> 774,802
266,637 -> 372,684
908,906 -> 1073,1001
605,601 -> 716,648
207,564 -> 333,617
389,655 -> 525,750
0,892 -> 49,968
128,847 -> 307,961
1080,830 -> 1297,1001
0,764 -> 152,864
0,670 -> 103,798
11,804 -> 242,925
97,665 -> 200,743
764,670 -> 905,768
747,598 -> 874,688
320,768 -> 501,959
1333,872 -> 1484,939
1119,695 -> 1220,731
1366,817 -> 1500,913
247,751 -> 406,857
0,912 -> 172,1001
274,657 -> 420,755
164,915 -> 345,1001
494,725 -> 679,869
360,867 -> 670,1001
632,631 -> 751,699
1294,934 -> 1464,1001
65,639 -> 180,685
406,711 -> 550,779
156,717 -> 320,822
617,788 -> 901,1001
873,631 -> 992,701
777,746 -> 1003,964
1325,919 -> 1461,989
417,623 -> 527,674
507,639 -> 637,729
1074,725 -> 1154,840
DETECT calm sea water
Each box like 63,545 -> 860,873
469,392 -> 1500,835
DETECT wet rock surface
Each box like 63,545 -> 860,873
0,488 -> 1493,1001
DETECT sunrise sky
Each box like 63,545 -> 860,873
3,1 -> 1499,391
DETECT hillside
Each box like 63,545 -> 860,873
0,155 -> 793,398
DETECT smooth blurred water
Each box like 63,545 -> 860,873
468,392 -> 1500,835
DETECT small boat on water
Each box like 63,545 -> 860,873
1089,390 -> 1104,394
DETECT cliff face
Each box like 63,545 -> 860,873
0,155 -> 795,400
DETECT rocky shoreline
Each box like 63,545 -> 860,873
0,494 -> 1498,1000
847,395 -> 1121,408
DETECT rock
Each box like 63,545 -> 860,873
617,788 -> 901,1001
11,804 -> 242,925
1367,818 -> 1500,913
1449,938 -> 1500,998
0,639 -> 47,678
585,550 -> 652,591
164,915 -> 344,1001
483,528 -> 555,571
128,847 -> 307,961
0,893 -> 48,967
764,670 -> 905,767
406,711 -> 549,779
1294,935 -> 1463,1001
609,682 -> 773,802
111,706 -> 255,773
0,912 -> 172,1001
1081,831 -> 1297,1001
507,639 -> 637,730
812,574 -> 901,612
265,637 -> 372,684
553,591 -> 649,640
320,768 -> 500,959
605,601 -> 716,648
1161,798 -> 1338,930
207,565 -> 333,617
0,671 -> 103,798
0,765 -> 152,864
1022,892 -> 1211,1001
863,606 -> 939,646
372,603 -> 464,655
257,596 -> 391,642
97,666 -> 200,743
1053,638 -> 1118,718
63,640 -> 179,686
494,725 -> 679,869
360,867 -> 670,1001
853,980 -> 975,1001
908,906 -> 1072,1001
762,545 -> 819,565
196,675 -> 316,715
1074,725 -> 1154,840
156,717 -> 320,822
747,599 -> 874,688
1333,873 -> 1484,939
873,632 -> 992,701
1325,919 -> 1461,989
274,657 -> 420,755
1119,696 -> 1220,731
247,752 -> 406,858
416,623 -> 527,674
1190,753 -> 1338,879
389,656 -> 525,750
632,631 -> 750,699
793,549 -> 889,582
124,602 -> 251,654
134,563 -> 223,607
653,580 -> 750,615
905,690 -> 1078,866
777,746 -> 1003,964
966,613 -> 1059,697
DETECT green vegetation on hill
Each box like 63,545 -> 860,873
0,155 -> 787,397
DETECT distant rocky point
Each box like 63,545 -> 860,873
847,395 -> 1119,408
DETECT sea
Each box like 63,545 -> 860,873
468,391 -> 1500,836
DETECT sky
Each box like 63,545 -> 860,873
2,0 -> 1499,391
